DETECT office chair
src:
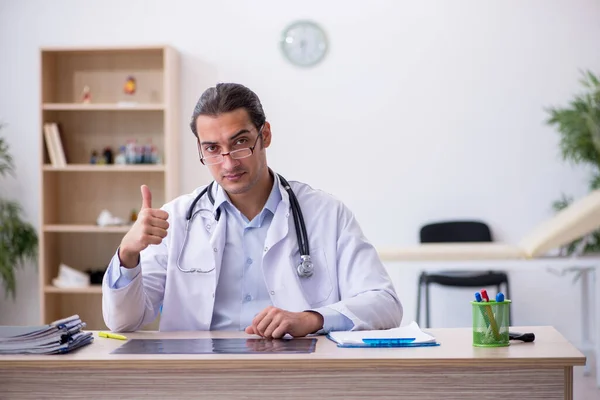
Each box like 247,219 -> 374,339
415,220 -> 511,328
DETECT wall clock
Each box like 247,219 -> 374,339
280,20 -> 328,67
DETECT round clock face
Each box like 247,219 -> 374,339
281,21 -> 328,67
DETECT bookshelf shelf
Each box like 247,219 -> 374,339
42,103 -> 165,111
43,224 -> 131,233
44,285 -> 103,294
43,164 -> 165,172
39,45 -> 179,330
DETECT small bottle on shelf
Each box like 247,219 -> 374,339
115,146 -> 127,165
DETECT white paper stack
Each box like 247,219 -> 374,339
0,314 -> 93,354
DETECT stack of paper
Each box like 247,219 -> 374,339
0,315 -> 93,354
327,321 -> 439,348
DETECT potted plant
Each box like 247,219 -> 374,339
0,123 -> 38,299
546,70 -> 600,255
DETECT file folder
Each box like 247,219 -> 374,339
326,321 -> 440,348
0,314 -> 93,354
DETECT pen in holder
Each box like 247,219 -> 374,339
471,291 -> 510,347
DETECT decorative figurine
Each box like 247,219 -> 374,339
82,85 -> 91,103
90,150 -> 98,164
130,208 -> 138,223
124,76 -> 136,95
103,147 -> 113,164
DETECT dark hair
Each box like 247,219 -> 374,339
189,83 -> 266,138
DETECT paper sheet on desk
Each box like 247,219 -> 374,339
327,321 -> 439,348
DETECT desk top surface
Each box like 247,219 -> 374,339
0,326 -> 585,369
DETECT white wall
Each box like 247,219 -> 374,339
1,0 -> 599,345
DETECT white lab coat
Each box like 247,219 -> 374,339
102,177 -> 403,332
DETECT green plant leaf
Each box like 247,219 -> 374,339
0,200 -> 38,299
547,70 -> 600,255
0,136 -> 14,178
0,125 -> 38,299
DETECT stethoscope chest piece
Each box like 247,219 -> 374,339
297,255 -> 314,278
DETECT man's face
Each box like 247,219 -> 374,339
196,108 -> 271,195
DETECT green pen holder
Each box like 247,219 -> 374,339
471,300 -> 511,347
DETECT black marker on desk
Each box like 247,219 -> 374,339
509,332 -> 535,343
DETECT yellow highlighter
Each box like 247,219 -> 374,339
99,331 -> 128,340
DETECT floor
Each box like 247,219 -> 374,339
574,356 -> 600,399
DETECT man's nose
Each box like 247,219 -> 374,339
222,152 -> 240,169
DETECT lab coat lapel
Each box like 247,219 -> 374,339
206,211 -> 226,289
262,178 -> 311,312
263,178 -> 291,253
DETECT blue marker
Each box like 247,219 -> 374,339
475,292 -> 482,302
362,338 -> 415,345
496,292 -> 505,328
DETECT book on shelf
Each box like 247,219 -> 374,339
43,122 -> 67,167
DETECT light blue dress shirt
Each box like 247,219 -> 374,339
107,179 -> 354,333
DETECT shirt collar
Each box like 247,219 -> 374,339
211,174 -> 282,220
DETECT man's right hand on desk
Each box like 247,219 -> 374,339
119,184 -> 170,269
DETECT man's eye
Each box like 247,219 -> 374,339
236,138 -> 248,145
205,146 -> 218,153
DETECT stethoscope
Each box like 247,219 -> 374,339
176,173 -> 314,278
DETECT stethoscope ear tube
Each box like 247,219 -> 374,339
277,174 -> 309,257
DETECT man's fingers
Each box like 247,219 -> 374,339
245,326 -> 256,335
144,226 -> 168,239
148,216 -> 169,230
271,322 -> 290,339
145,235 -> 163,246
255,313 -> 275,337
262,317 -> 282,339
140,185 -> 152,209
149,209 -> 169,220
251,308 -> 270,328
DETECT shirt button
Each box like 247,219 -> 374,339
270,291 -> 275,295
206,224 -> 211,231
213,247 -> 217,252
244,294 -> 252,302
246,258 -> 253,265
212,293 -> 215,298
285,213 -> 290,218
264,246 -> 268,252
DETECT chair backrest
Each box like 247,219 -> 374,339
420,221 -> 492,243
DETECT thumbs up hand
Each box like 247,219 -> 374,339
118,185 -> 170,269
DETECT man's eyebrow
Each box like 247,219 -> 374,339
200,129 -> 250,146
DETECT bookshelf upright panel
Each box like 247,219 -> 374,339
39,46 -> 179,330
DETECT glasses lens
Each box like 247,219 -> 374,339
203,155 -> 223,165
230,148 -> 252,159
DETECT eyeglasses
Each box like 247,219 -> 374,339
199,127 -> 263,166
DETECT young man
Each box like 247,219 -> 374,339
102,83 -> 403,338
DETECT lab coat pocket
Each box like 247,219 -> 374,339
289,247 -> 333,306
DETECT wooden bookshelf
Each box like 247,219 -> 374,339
39,46 -> 179,330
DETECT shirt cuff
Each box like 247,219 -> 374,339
107,248 -> 141,289
309,306 -> 355,334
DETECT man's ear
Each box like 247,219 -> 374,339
262,122 -> 272,148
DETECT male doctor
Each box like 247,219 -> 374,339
102,83 -> 403,338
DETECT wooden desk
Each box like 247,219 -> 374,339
0,326 -> 585,400
377,254 -> 600,387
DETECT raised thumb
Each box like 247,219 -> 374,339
140,184 -> 152,209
